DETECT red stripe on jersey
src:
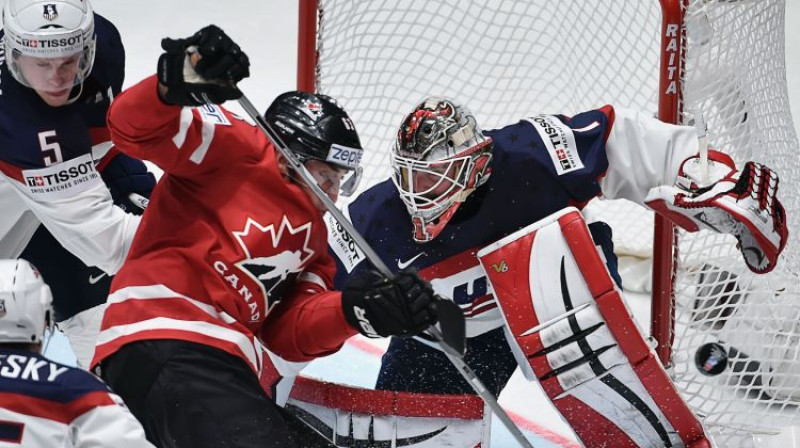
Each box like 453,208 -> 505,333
462,294 -> 496,317
95,147 -> 121,172
568,197 -> 593,210
589,105 -> 616,192
88,127 -> 111,146
0,391 -> 114,424
598,105 -> 616,143
95,328 -> 262,374
0,159 -> 24,183
94,295 -> 262,373
101,296 -> 252,334
418,248 -> 481,280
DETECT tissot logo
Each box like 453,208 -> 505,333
527,115 -> 584,175
533,116 -> 574,170
20,36 -> 81,49
25,160 -> 95,187
215,216 -> 315,321
325,213 -> 364,273
22,154 -> 100,200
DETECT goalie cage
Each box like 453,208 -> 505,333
296,1 -> 800,447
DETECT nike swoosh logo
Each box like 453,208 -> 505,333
88,272 -> 108,285
397,252 -> 425,269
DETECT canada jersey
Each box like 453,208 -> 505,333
331,108 -> 616,339
0,14 -> 135,275
0,349 -> 151,447
94,76 -> 355,375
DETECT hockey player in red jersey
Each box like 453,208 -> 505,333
0,259 -> 155,448
91,25 -> 439,448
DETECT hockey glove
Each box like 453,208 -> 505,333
342,269 -> 437,338
645,150 -> 788,273
157,25 -> 250,106
100,153 -> 155,214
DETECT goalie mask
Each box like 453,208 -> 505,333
3,0 -> 97,104
0,259 -> 54,344
392,97 -> 493,242
265,91 -> 364,198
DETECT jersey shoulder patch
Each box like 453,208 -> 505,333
325,212 -> 365,274
20,153 -> 102,199
524,115 -> 585,175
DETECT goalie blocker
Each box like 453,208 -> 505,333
477,207 -> 711,448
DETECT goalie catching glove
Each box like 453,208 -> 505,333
645,150 -> 788,273
342,269 -> 438,338
157,25 -> 250,106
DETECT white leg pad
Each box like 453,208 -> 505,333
477,207 -> 711,448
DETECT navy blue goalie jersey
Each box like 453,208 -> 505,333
330,107 -> 618,338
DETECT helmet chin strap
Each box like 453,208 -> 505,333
64,79 -> 85,105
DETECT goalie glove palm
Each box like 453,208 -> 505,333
157,25 -> 250,106
645,150 -> 788,273
342,269 -> 437,338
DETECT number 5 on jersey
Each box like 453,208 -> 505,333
38,130 -> 63,166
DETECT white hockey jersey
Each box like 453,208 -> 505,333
0,348 -> 154,447
0,15 -> 139,275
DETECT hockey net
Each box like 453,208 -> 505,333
300,0 -> 800,446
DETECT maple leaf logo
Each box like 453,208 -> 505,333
232,216 -> 315,314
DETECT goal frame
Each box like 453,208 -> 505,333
295,0 -> 686,366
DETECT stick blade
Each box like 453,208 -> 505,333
433,299 -> 466,356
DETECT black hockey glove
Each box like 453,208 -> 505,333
157,24 -> 250,106
342,269 -> 437,339
100,153 -> 155,214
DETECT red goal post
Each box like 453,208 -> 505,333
296,1 -> 800,446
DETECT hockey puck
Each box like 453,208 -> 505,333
694,342 -> 728,376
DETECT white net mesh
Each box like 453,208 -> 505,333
312,0 -> 800,446
670,1 -> 800,446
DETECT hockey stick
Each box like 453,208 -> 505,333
237,93 -> 536,448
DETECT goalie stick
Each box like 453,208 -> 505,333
235,93 -> 537,448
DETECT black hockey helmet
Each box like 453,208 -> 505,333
265,91 -> 364,196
